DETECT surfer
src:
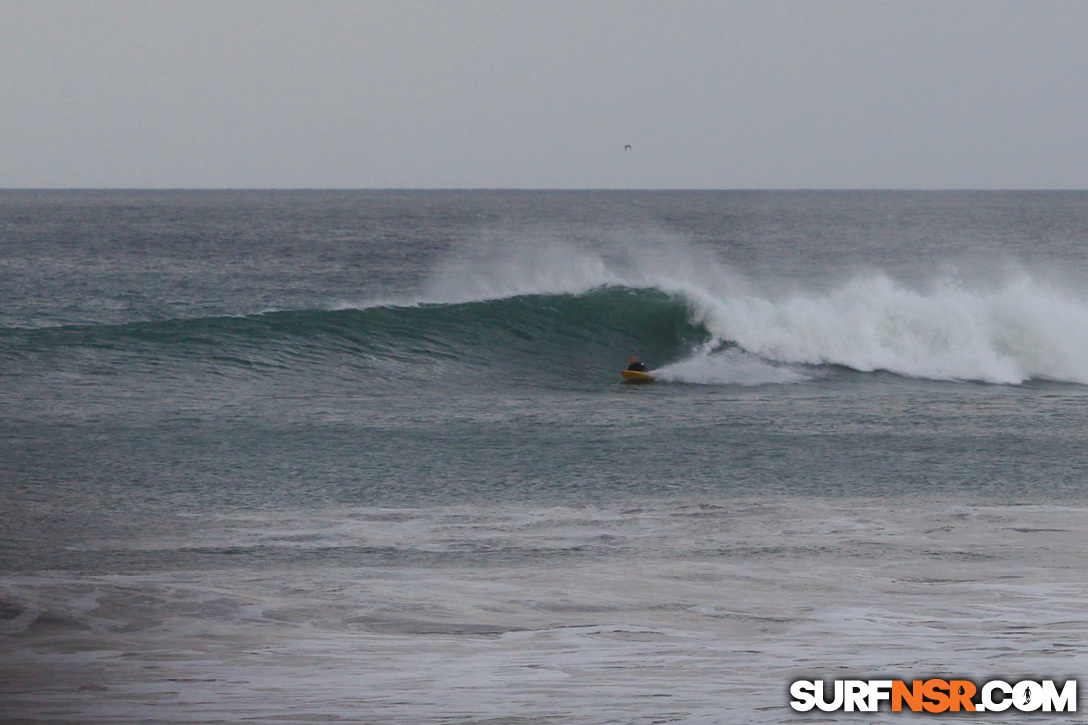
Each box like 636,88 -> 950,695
627,356 -> 648,372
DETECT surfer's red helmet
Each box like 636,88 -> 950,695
630,356 -> 638,364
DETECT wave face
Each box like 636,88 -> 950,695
0,287 -> 709,386
6,269 -> 1088,387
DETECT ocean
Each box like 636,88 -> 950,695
1,190 -> 1085,723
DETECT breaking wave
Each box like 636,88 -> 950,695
5,257 -> 1088,386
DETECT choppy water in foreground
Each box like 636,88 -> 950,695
2,190 -> 1086,722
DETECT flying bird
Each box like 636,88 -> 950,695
624,145 -> 632,150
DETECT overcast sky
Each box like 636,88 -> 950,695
3,1 -> 1088,189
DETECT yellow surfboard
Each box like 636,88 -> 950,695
620,369 -> 655,383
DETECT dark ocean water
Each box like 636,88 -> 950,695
2,190 -> 1086,723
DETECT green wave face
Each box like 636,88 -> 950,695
0,286 -> 711,386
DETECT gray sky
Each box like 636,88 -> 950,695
3,0 -> 1088,189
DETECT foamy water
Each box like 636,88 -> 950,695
652,346 -> 811,386
684,272 -> 1088,385
3,499 -> 1085,723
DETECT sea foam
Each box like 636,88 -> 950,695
685,272 -> 1088,385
